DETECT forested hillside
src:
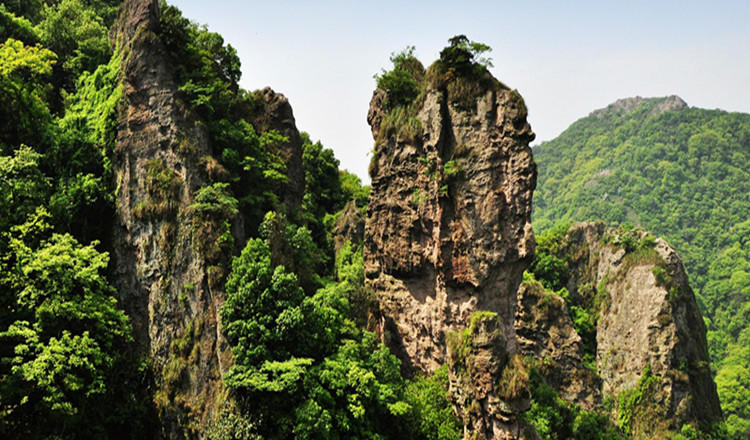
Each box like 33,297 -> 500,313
533,96 -> 750,438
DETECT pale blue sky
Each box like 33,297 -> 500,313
168,0 -> 750,182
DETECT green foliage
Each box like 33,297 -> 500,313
188,182 -> 239,263
259,211 -> 326,294
526,224 -> 607,371
446,311 -> 498,374
528,224 -> 571,291
221,238 -> 305,371
221,219 -> 418,439
133,159 -> 183,221
0,38 -> 56,149
616,365 -> 660,436
439,34 -> 493,74
339,170 -> 370,208
0,209 -> 147,438
497,354 -> 531,401
0,1 -> 46,25
0,4 -> 38,43
0,146 -> 51,234
375,46 -> 424,109
533,97 -> 750,434
160,3 -> 241,120
0,4 -> 157,436
159,4 -> 288,229
426,35 -> 506,109
301,132 -> 349,262
206,409 -> 263,440
524,362 -> 627,440
35,0 -> 111,80
294,332 -> 408,440
442,159 -> 460,179
49,52 -> 121,240
333,241 -> 371,328
403,365 -> 461,440
373,36 -> 504,148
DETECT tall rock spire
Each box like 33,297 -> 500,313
365,61 -> 537,438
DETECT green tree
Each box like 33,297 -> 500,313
35,0 -> 110,80
0,38 -> 57,149
439,34 -> 493,75
375,46 -> 425,108
0,209 -> 136,439
0,146 -> 51,235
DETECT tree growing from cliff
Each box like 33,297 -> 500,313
220,218 -> 414,439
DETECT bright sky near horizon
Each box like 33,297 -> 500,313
168,0 -> 750,182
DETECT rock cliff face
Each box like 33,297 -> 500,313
365,80 -> 537,438
246,87 -> 305,211
516,222 -> 722,438
111,1 -> 226,436
569,223 -> 721,434
109,1 -> 303,437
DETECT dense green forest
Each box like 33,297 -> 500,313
0,1 -> 463,438
533,96 -> 750,438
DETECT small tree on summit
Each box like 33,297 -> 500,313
439,34 -> 493,76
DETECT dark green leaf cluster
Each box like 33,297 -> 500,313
439,34 -> 493,76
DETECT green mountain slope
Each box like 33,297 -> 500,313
533,96 -> 750,438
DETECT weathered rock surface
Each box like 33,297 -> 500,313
515,280 -> 601,409
110,1 -> 305,437
520,222 -> 723,437
365,80 -> 537,438
111,1 -> 226,437
332,200 -> 365,254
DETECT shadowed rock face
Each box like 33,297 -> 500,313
365,83 -> 537,438
111,1 -> 226,436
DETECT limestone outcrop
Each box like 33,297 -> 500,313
568,223 -> 721,434
364,75 -> 537,437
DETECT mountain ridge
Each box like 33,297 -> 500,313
533,94 -> 750,438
